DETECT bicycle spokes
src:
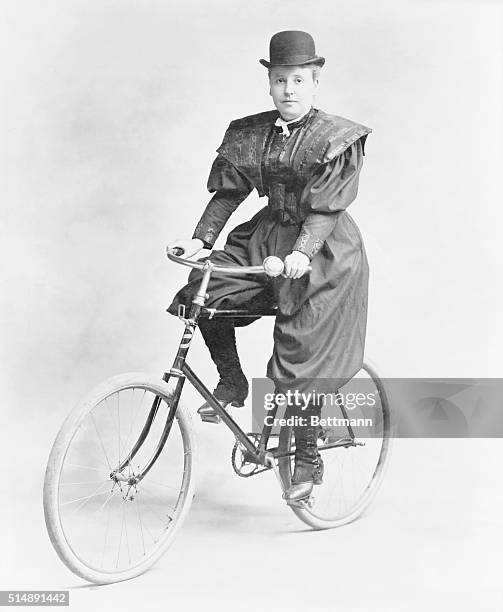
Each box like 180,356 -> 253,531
56,387 -> 188,573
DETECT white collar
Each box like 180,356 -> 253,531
274,108 -> 311,137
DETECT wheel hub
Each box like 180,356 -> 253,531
110,469 -> 140,500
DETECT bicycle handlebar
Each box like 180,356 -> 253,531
166,247 -> 311,277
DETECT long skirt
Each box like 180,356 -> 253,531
168,206 -> 369,394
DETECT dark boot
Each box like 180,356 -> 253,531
197,318 -> 248,422
283,405 -> 324,504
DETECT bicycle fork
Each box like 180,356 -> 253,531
112,265 -> 214,482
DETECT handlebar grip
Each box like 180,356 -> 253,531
169,247 -> 185,257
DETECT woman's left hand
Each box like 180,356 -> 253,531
283,251 -> 310,279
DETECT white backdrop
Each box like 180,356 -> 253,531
1,1 -> 502,609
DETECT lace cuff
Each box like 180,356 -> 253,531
293,230 -> 324,260
192,224 -> 218,249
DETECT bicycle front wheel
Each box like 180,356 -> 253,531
278,363 -> 392,529
43,373 -> 196,584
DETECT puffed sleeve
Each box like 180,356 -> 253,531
293,137 -> 366,259
192,155 -> 254,249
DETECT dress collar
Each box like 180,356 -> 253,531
274,107 -> 315,137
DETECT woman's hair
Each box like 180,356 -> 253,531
268,64 -> 321,81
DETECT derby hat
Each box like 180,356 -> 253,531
259,30 -> 325,68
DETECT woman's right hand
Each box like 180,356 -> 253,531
166,238 -> 204,259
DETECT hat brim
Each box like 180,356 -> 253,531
259,56 -> 325,68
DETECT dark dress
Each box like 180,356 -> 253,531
169,107 -> 371,393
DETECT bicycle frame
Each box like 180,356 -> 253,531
44,250 -> 393,586
113,258 -> 357,482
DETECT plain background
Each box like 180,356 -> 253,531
1,1 -> 502,610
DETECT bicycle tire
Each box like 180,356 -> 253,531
278,362 -> 393,529
43,372 -> 196,584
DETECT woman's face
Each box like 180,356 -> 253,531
269,65 -> 319,121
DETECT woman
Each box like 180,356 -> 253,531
168,30 -> 371,504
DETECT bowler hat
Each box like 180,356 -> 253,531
259,30 -> 325,68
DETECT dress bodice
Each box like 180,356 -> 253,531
261,112 -> 316,223
193,107 -> 371,258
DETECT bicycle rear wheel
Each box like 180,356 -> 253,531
278,363 -> 392,529
43,373 -> 196,584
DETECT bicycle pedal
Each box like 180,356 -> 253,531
198,398 -> 245,424
286,495 -> 315,509
200,414 -> 221,424
198,399 -> 228,424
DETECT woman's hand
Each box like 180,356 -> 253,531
167,238 -> 204,259
283,251 -> 310,279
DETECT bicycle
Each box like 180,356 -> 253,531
43,249 -> 393,584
